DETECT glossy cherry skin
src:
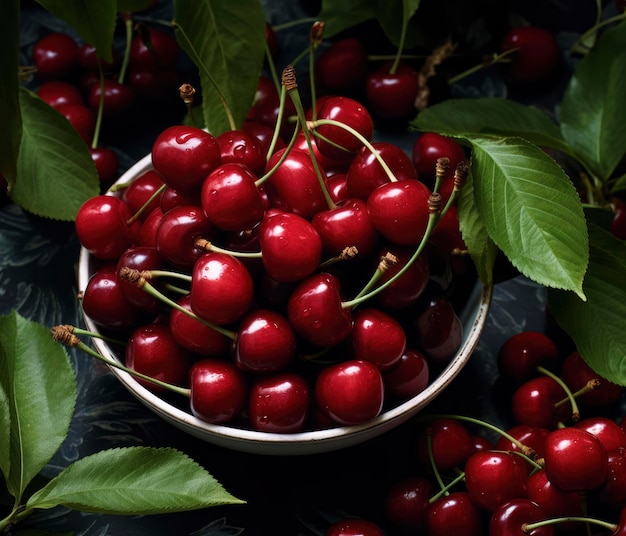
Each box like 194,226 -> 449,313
383,348 -> 429,401
350,308 -> 406,371
575,417 -> 626,452
464,450 -> 529,512
489,498 -> 554,536
412,295 -> 463,362
365,61 -> 421,120
511,376 -> 569,429
416,418 -> 474,471
374,245 -> 429,310
76,195 -> 141,260
426,491 -> 484,536
90,147 -> 119,189
500,26 -> 560,82
496,331 -> 560,385
155,204 -> 214,270
115,245 -> 164,313
248,372 -> 310,433
287,272 -> 353,348
32,32 -> 79,79
384,475 -> 433,531
314,37 -> 368,94
125,322 -> 193,392
129,25 -> 179,71
138,207 -> 163,247
151,125 -> 221,194
160,186 -> 200,214
189,359 -> 248,424
325,518 -> 385,536
77,43 -> 120,72
122,169 -> 165,220
311,198 -> 379,258
264,148 -> 329,219
411,132 -> 466,188
87,79 -> 135,117
190,251 -> 254,325
37,80 -> 84,109
495,424 -> 550,460
314,96 -> 374,162
367,180 -> 432,245
601,446 -> 626,507
258,210 -> 323,283
526,469 -> 585,523
200,162 -> 264,232
56,103 -> 96,144
345,142 -> 418,201
216,130 -> 266,176
544,427 -> 609,491
315,359 -> 384,425
234,309 -> 297,374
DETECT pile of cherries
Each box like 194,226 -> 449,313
326,331 -> 626,535
74,59 -> 479,436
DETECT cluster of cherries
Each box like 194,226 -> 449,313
326,331 -> 626,535
28,18 -> 180,189
73,52 -> 479,436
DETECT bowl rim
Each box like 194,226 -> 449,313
77,153 -> 493,455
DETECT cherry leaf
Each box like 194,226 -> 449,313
469,135 -> 588,299
318,0 -> 378,38
34,0 -> 117,62
560,22 -> 626,182
413,98 -> 570,154
376,0 -> 422,48
0,310 -> 76,501
11,89 -> 99,221
0,0 -> 21,189
26,447 -> 245,514
0,383 -> 10,485
173,0 -> 266,136
548,221 -> 626,386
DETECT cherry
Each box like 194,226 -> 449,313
412,294 -> 463,363
293,130 -> 351,176
190,251 -> 254,325
500,26 -> 560,83
115,245 -> 164,313
37,80 -> 84,109
200,163 -> 264,232
138,207 -> 163,247
326,173 -> 349,203
242,120 -> 285,154
416,417 -> 474,471
127,67 -> 179,101
496,331 -> 560,384
325,518 -> 385,536
511,375 -> 569,429
526,469 -> 585,523
75,195 -> 141,260
383,348 -> 429,401
246,75 -> 296,139
383,475 -> 433,531
350,308 -> 406,371
234,309 -> 297,374
601,447 -> 626,507
121,169 -> 165,220
315,359 -> 384,425
32,32 -> 79,79
151,125 -> 221,194
367,179 -> 432,245
125,322 -> 193,393
489,498 -> 554,536
314,37 -> 368,94
464,450 -> 529,512
160,185 -> 200,213
426,491 -> 484,536
575,416 -> 626,452
77,43 -> 120,72
189,359 -> 248,424
87,79 -> 135,117
90,147 -> 119,189
129,25 -> 179,71
248,372 -> 310,433
56,103 -> 96,144
287,272 -> 353,348
544,426 -> 609,491
258,210 -> 323,283
411,132 -> 466,189
365,61 -> 421,120
495,424 -> 550,460
374,245 -> 429,310
216,129 -> 266,176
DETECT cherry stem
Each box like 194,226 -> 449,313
271,17 -> 318,32
447,47 -> 518,85
265,84 -> 292,164
126,183 -> 167,224
282,65 -> 336,210
537,365 -> 580,422
570,11 -> 626,54
50,325 -> 191,397
118,12 -> 134,85
91,60 -> 106,150
264,38 -> 281,95
194,237 -> 262,259
349,252 -> 396,302
57,324 -> 126,346
522,516 -> 617,534
318,246 -> 360,269
308,118 -> 399,183
426,427 -> 449,494
389,6 -> 410,74
179,83 -> 198,128
256,118 -> 302,185
428,472 -> 466,504
307,21 -> 325,121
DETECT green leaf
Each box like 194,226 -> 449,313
457,171 -> 497,287
548,221 -> 626,386
413,98 -> 570,154
0,0 -> 22,189
0,382 -> 10,485
0,311 -> 76,501
318,0 -> 378,38
173,0 -> 266,136
11,89 -> 99,221
27,447 -> 244,514
469,136 -> 588,298
375,0 -> 421,48
117,0 -> 154,12
35,0 -> 117,62
610,172 -> 626,195
560,22 -> 626,182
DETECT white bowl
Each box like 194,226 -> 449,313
78,153 -> 492,456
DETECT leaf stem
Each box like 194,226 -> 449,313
447,48 -> 518,85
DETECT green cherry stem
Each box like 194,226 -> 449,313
127,182 -> 167,224
570,11 -> 626,54
537,365 -> 581,422
59,324 -> 126,346
194,237 -> 263,259
428,472 -> 467,503
307,21 -> 325,121
427,427 -> 450,494
447,47 -> 518,85
91,59 -> 106,150
522,516 -> 617,534
117,12 -> 134,85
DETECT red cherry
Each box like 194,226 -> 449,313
77,43 -> 120,72
189,359 -> 248,424
350,308 -> 406,371
426,491 -> 484,536
242,120 -> 285,154
90,147 -> 119,189
138,207 -> 163,247
87,79 -> 135,117
374,245 -> 429,310
121,169 -> 165,220
601,446 -> 626,507
365,61 -> 421,120
315,359 -> 384,425
511,376 -> 569,429
248,372 -> 309,433
314,37 -> 368,94
411,132 -> 466,188
575,417 -> 626,452
151,125 -> 221,194
32,32 -> 79,79
127,67 -> 179,101
526,469 -> 585,524
496,331 -> 560,384
246,76 -> 296,139
125,322 -> 192,393
495,424 -> 550,460
489,498 -> 554,536
325,518 -> 385,536
190,252 -> 254,325
500,26 -> 560,82
383,348 -> 429,401
160,186 -> 200,213
115,245 -> 164,313
416,418 -> 474,471
129,25 -> 179,71
37,80 -> 83,109
544,427 -> 609,491
56,103 -> 96,144
412,294 -> 463,363
383,475 -> 433,531
216,129 -> 266,176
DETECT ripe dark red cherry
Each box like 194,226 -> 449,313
32,32 -> 79,79
384,475 -> 433,531
315,359 -> 384,425
216,129 -> 266,176
325,518 -> 385,536
526,469 -> 585,522
129,25 -> 179,71
37,80 -> 84,109
574,416 -> 626,452
90,147 -> 119,189
56,103 -> 96,144
115,245 -> 164,313
77,43 -> 120,72
500,26 -> 560,82
426,491 -> 484,536
87,79 -> 135,117
365,61 -> 421,120
151,125 -> 221,194
122,169 -> 165,219
416,418 -> 474,471
412,294 -> 463,362
511,375 -> 569,429
375,245 -> 429,310
411,132 -> 466,188
497,331 -> 560,384
495,424 -> 550,459
383,348 -> 429,401
489,498 -> 554,536
314,37 -> 368,94
350,308 -> 406,371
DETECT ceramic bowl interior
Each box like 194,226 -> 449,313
77,153 -> 492,456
